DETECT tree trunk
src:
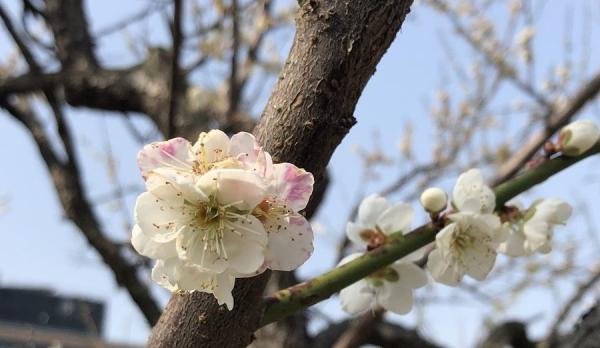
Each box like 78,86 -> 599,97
147,1 -> 414,346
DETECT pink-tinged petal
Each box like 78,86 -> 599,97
271,163 -> 314,211
230,132 -> 260,161
264,213 -> 314,271
137,137 -> 193,180
197,169 -> 267,210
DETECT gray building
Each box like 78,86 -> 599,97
0,288 -> 136,348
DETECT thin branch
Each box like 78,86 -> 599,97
0,99 -> 162,325
261,142 -> 600,326
166,0 -> 183,138
546,268 -> 600,347
490,70 -> 600,186
225,0 -> 241,126
332,308 -> 384,348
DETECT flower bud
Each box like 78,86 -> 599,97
420,187 -> 447,214
559,120 -> 600,156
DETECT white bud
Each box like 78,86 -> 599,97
559,120 -> 600,156
420,187 -> 448,214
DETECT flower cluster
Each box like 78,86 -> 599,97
131,130 -> 314,309
340,167 -> 573,315
339,195 -> 427,315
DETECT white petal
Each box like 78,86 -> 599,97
151,259 -> 179,292
533,199 -> 572,225
376,203 -> 414,235
391,262 -> 428,289
358,194 -> 391,226
523,219 -> 551,252
426,249 -> 461,286
496,225 -> 528,257
193,130 -> 231,163
134,191 -> 186,243
131,225 -> 177,259
270,163 -> 314,212
339,280 -> 374,315
222,215 -> 268,274
376,282 -> 413,314
452,169 -> 495,214
346,222 -> 370,249
175,228 -> 227,273
137,138 -> 194,179
434,222 -> 458,260
462,243 -> 496,281
148,168 -> 205,203
264,213 -> 314,271
197,169 -> 267,210
213,272 -> 236,310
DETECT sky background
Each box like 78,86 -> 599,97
1,0 -> 600,347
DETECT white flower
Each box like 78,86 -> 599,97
346,194 -> 414,249
338,253 -> 427,315
559,120 -> 600,156
132,130 -> 316,308
133,168 -> 268,274
497,199 -> 572,256
427,169 -> 504,286
420,187 -> 448,214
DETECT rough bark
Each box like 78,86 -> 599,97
147,0 -> 414,347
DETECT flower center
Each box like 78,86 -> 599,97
253,199 -> 291,232
360,226 -> 388,250
185,196 -> 250,263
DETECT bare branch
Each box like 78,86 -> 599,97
490,70 -> 600,186
0,99 -> 161,324
546,268 -> 600,347
167,0 -> 184,137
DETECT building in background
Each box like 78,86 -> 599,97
0,287 -> 136,348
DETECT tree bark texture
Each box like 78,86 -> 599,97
147,0 -> 414,347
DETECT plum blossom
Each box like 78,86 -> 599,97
133,168 -> 269,274
427,169 -> 505,286
131,130 -> 315,309
346,194 -> 414,249
559,120 -> 600,156
497,199 -> 572,257
338,253 -> 427,315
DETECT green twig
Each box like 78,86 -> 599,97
261,142 -> 600,326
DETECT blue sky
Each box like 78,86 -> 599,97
1,1 -> 600,346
